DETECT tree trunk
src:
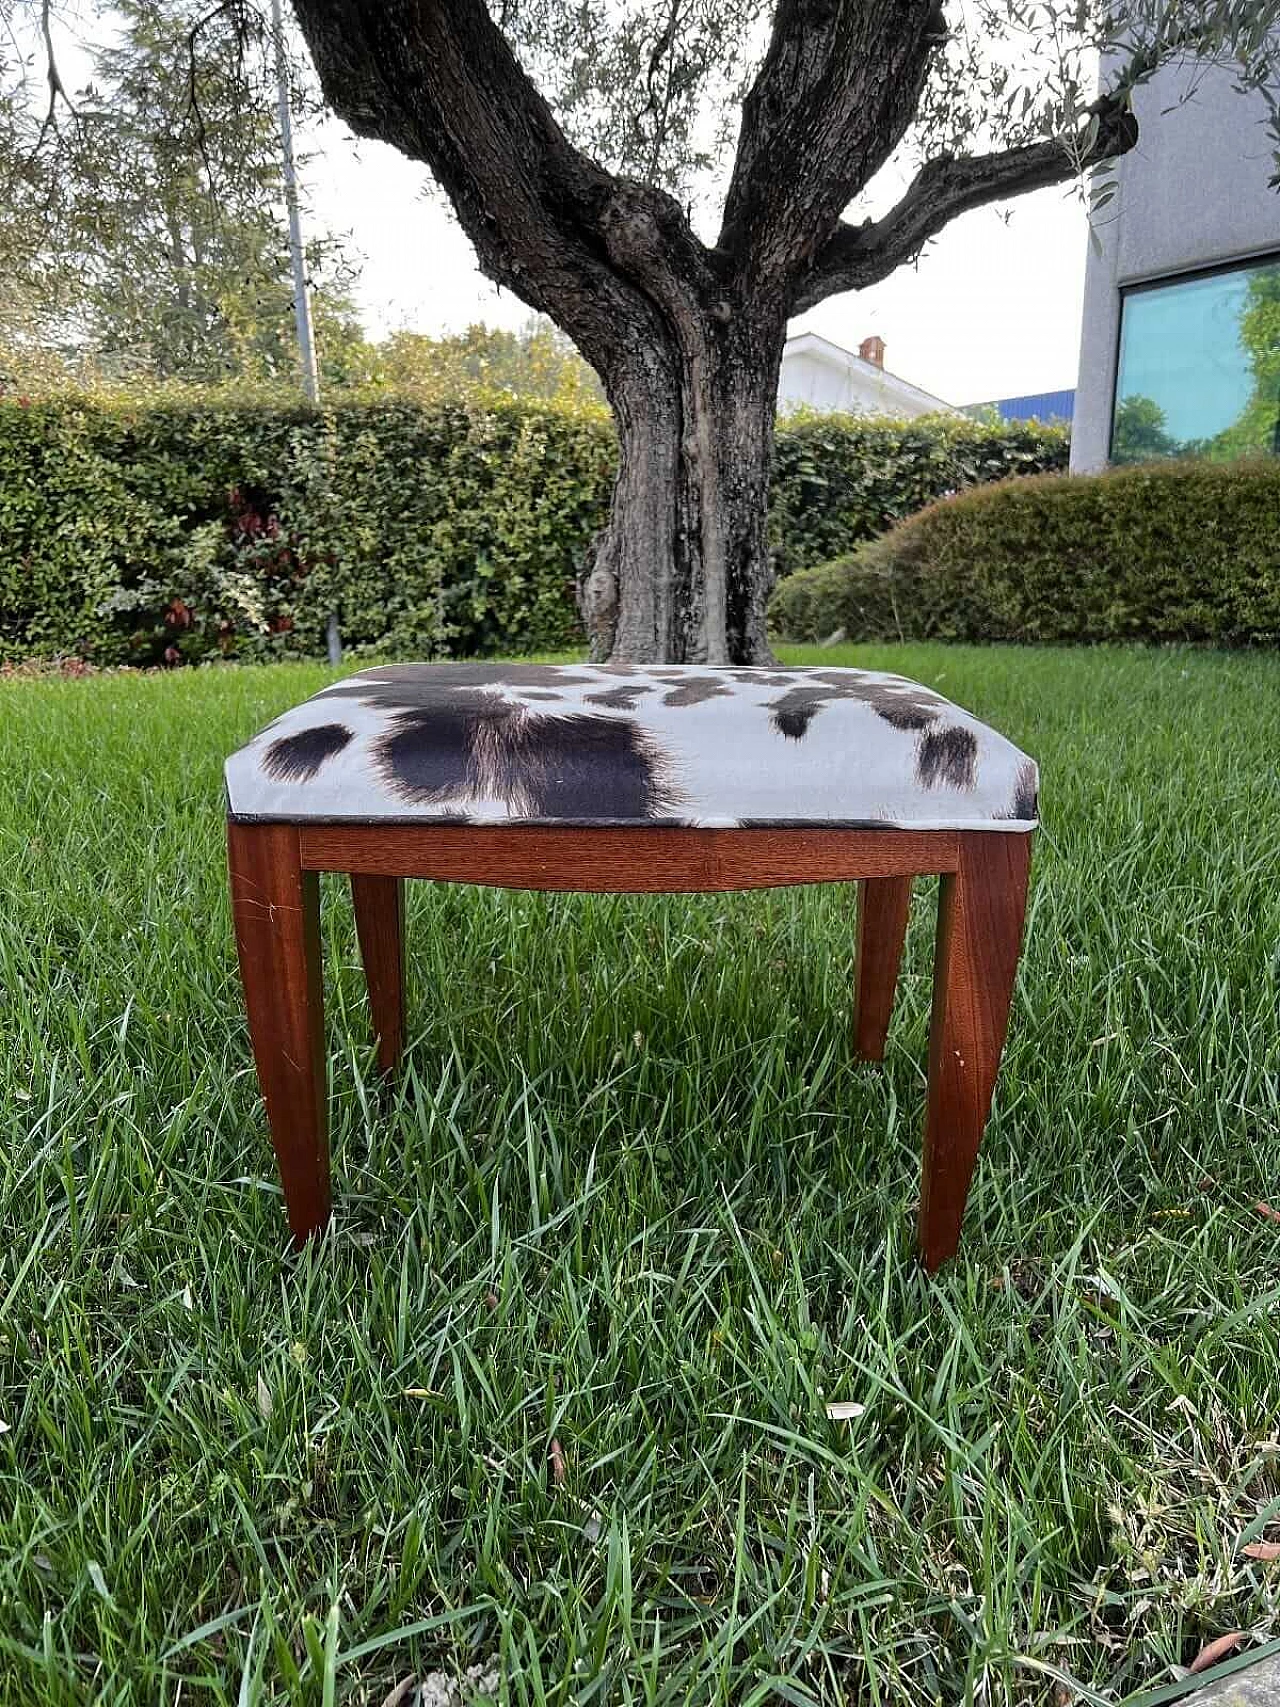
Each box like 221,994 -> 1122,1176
581,310 -> 785,665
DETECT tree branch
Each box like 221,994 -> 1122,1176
719,0 -> 944,280
30,0 -> 78,157
288,0 -> 717,379
792,97 -> 1139,312
185,3 -> 239,218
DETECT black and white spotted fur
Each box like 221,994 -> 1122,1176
225,663 -> 1038,831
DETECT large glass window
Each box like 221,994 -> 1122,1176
1111,254 -> 1280,464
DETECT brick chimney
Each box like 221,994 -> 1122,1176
859,335 -> 885,369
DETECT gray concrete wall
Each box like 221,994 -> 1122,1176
1071,59 -> 1280,472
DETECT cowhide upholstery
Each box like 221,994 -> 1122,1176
224,663 -> 1038,830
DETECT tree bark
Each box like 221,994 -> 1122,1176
289,0 -> 797,666
583,308 -> 784,664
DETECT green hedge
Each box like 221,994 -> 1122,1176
0,396 -> 1067,665
770,458 -> 1280,647
0,397 -> 616,665
767,412 -> 1068,580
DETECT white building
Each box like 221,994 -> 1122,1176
777,330 -> 956,418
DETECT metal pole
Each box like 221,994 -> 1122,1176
272,0 -> 342,663
271,0 -> 319,404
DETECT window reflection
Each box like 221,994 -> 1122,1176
1111,256 -> 1280,463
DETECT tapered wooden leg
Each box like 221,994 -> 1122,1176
351,874 -> 405,1074
920,832 -> 1031,1271
853,876 -> 913,1060
227,819 -> 330,1243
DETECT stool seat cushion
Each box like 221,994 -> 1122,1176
224,663 -> 1038,831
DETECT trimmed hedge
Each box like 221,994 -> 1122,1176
770,459 -> 1280,648
768,411 -> 1068,579
0,397 -> 615,665
0,396 -> 1067,665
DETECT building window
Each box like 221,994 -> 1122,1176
1111,254 -> 1280,464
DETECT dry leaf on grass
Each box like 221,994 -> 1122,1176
256,1372 -> 272,1419
1242,1541 -> 1280,1562
1189,1632 -> 1244,1674
380,1679 -> 419,1707
825,1401 -> 866,1420
549,1437 -> 566,1486
1253,1201 -> 1280,1224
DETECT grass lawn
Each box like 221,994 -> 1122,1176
2,642 -> 1280,1706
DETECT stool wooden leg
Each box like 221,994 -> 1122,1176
920,833 -> 1031,1271
853,876 -> 912,1060
228,820 -> 330,1244
351,874 -> 405,1074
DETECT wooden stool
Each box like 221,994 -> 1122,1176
226,663 -> 1036,1269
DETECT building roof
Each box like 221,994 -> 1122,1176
782,331 -> 956,415
964,388 -> 1076,424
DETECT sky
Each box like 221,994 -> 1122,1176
304,118 -> 1093,411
